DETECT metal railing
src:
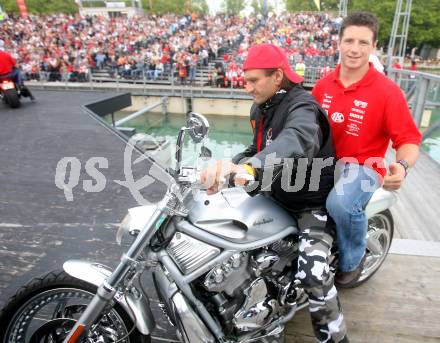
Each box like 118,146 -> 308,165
25,65 -> 332,96
388,68 -> 440,139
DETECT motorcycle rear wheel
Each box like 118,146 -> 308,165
3,88 -> 21,108
0,270 -> 150,343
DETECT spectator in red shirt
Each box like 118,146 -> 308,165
0,39 -> 23,87
391,58 -> 402,69
312,12 -> 421,287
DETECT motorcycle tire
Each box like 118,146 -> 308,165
342,209 -> 394,288
3,88 -> 21,108
0,270 -> 151,343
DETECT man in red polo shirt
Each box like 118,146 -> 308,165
312,12 -> 421,287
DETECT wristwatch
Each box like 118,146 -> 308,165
397,159 -> 409,177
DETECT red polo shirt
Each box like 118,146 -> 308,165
0,51 -> 16,75
312,63 -> 422,178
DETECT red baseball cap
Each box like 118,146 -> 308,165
243,43 -> 304,83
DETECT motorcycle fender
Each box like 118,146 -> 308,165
365,188 -> 397,218
1,81 -> 15,90
63,259 -> 155,335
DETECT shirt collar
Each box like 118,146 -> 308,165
259,88 -> 288,111
332,62 -> 378,90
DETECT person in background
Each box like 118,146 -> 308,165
391,58 -> 402,69
368,53 -> 384,73
295,57 -> 306,79
0,39 -> 35,100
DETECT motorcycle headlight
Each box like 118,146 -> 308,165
116,213 -> 138,246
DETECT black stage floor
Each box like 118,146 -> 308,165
0,90 -> 176,341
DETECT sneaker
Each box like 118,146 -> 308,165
335,254 -> 366,288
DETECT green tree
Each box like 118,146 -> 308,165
221,0 -> 246,15
2,0 -> 78,14
285,0 -> 339,11
348,0 -> 440,50
320,0 -> 339,11
141,0 -> 188,14
250,0 -> 274,15
285,0 -> 317,11
141,0 -> 179,14
191,0 -> 209,14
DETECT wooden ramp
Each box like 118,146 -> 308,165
390,151 -> 440,241
286,255 -> 440,343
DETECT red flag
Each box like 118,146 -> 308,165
16,0 -> 28,18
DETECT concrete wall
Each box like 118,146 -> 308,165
192,98 -> 253,116
80,7 -> 144,18
125,96 -> 253,117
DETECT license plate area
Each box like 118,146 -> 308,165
1,82 -> 15,90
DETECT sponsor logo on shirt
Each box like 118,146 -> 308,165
346,123 -> 360,135
351,107 -> 365,114
349,112 -> 364,120
348,99 -> 368,132
266,127 -> 273,146
321,93 -> 334,116
354,99 -> 368,109
331,112 -> 344,123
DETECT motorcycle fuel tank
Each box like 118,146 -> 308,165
188,188 -> 297,243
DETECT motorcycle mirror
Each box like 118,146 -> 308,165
186,112 -> 209,143
200,146 -> 212,160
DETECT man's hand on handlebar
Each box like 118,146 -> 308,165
199,161 -> 253,195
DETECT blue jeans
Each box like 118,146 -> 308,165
326,163 -> 381,272
1,68 -> 24,87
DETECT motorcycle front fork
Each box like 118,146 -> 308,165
63,208 -> 167,343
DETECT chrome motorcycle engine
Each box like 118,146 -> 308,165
164,230 -> 302,335
167,232 -> 221,274
203,252 -> 250,296
199,236 -> 302,333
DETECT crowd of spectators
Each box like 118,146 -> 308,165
0,11 -> 341,87
219,12 -> 341,87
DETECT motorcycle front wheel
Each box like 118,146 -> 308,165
0,270 -> 150,343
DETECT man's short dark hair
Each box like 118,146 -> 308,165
339,12 -> 379,43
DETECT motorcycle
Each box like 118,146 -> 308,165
0,112 -> 396,343
0,75 -> 33,108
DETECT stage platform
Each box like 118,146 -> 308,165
0,90 -> 439,343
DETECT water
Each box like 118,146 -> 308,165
107,112 -> 253,170
107,108 -> 440,167
421,108 -> 440,164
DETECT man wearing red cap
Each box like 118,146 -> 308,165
200,43 -> 348,343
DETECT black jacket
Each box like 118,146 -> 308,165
232,85 -> 335,211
